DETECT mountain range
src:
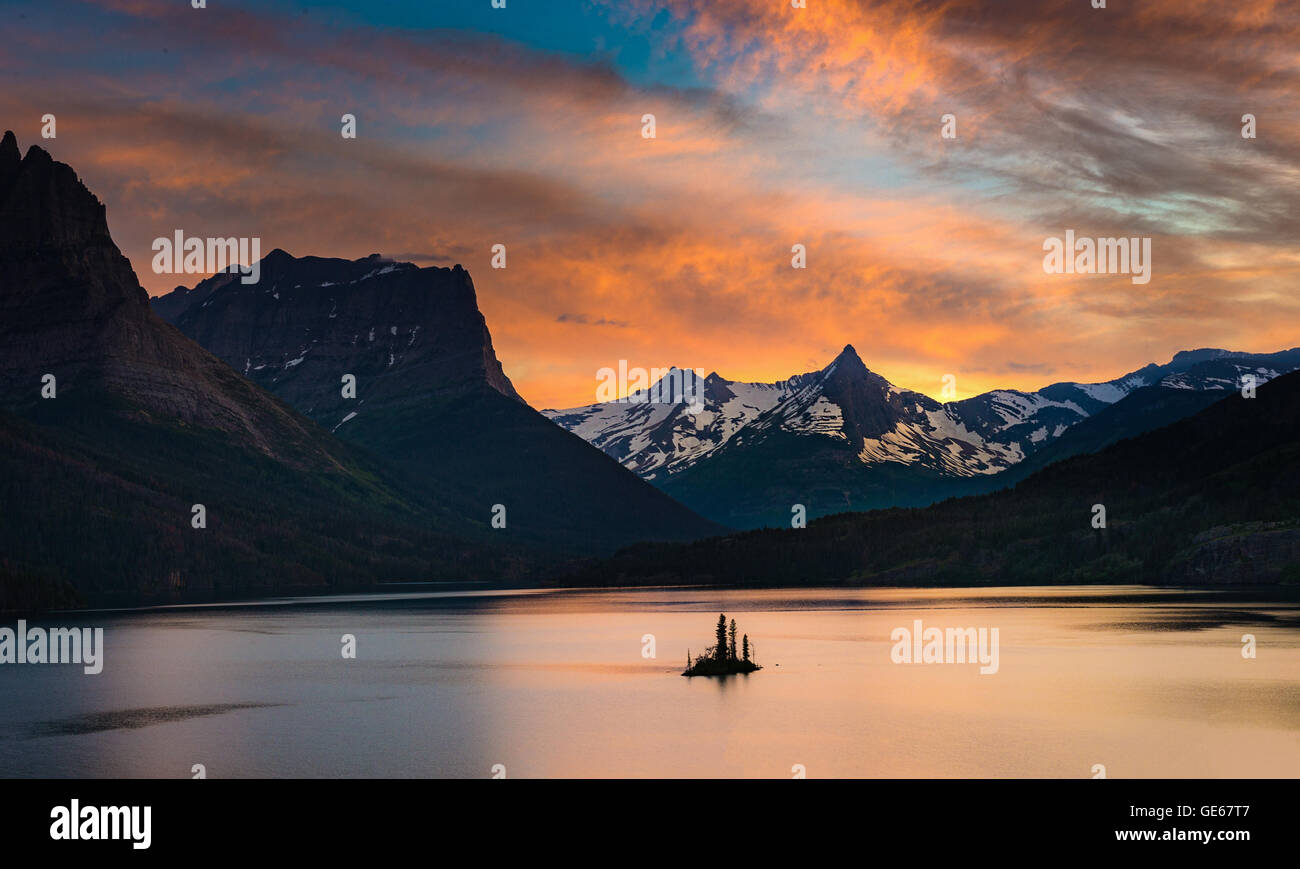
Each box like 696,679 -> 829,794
0,131 -> 714,610
0,131 -> 514,609
150,250 -> 721,555
545,344 -> 1300,527
3,128 -> 1296,609
561,367 -> 1300,588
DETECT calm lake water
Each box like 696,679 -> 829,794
1,585 -> 1297,778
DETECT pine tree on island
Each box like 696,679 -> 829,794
683,613 -> 762,677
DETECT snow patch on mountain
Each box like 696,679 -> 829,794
1071,382 -> 1126,403
983,391 -> 1088,431
544,346 -> 1300,483
783,396 -> 847,439
543,374 -> 802,478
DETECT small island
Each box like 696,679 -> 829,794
683,613 -> 761,677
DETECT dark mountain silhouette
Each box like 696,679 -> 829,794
560,368 -> 1300,588
152,250 -> 723,554
0,132 -> 525,610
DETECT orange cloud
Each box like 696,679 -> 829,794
4,0 -> 1298,410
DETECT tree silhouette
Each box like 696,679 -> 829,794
683,615 -> 761,676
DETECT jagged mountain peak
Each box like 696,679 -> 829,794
0,130 -> 20,183
0,134 -> 119,256
821,343 -> 867,375
823,343 -> 887,383
549,339 -> 1300,529
0,131 -> 148,339
22,141 -> 54,163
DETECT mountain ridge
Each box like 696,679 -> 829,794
545,340 -> 1300,527
0,134 -> 353,465
0,131 -> 530,609
558,367 -> 1300,588
152,248 -> 725,554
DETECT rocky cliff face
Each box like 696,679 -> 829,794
154,251 -> 723,553
0,132 -> 338,464
153,250 -> 523,436
0,132 -> 520,607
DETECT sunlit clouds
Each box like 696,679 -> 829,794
4,0 -> 1297,407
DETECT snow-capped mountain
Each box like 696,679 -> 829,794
546,344 -> 1300,527
544,368 -> 818,479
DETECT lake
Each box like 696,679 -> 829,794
1,585 -> 1297,778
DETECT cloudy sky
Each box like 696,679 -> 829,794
4,0 -> 1297,408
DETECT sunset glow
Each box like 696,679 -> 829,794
5,0 -> 1297,408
